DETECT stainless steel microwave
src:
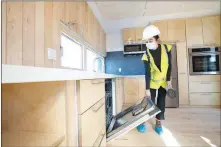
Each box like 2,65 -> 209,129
189,46 -> 221,75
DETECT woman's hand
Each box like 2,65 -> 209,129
145,89 -> 151,99
167,80 -> 172,89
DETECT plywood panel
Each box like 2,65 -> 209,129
65,2 -> 77,32
124,77 -> 139,104
116,78 -> 124,114
44,1 -> 53,68
76,2 -> 86,38
2,81 -> 66,146
202,15 -> 221,46
53,2 -> 64,68
84,3 -> 89,42
138,77 -> 146,99
87,7 -> 94,46
23,2 -> 35,66
186,18 -> 203,46
178,74 -> 189,105
2,1 -> 7,64
135,27 -> 144,41
152,20 -> 168,42
79,98 -> 105,147
123,28 -> 136,43
6,2 -> 23,65
167,19 -> 186,42
35,2 -> 45,67
176,42 -> 188,74
189,93 -> 220,106
65,81 -> 77,147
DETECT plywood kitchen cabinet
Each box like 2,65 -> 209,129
6,1 -> 23,65
189,93 -> 220,106
123,28 -> 136,43
123,77 -> 139,104
167,19 -> 186,42
189,75 -> 220,82
2,81 -> 70,147
176,42 -> 188,74
76,2 -> 86,37
77,79 -> 105,114
138,77 -> 146,99
189,81 -> 220,93
186,18 -> 204,46
152,20 -> 168,42
135,27 -> 145,42
178,74 -> 189,105
115,78 -> 124,114
202,15 -> 221,46
78,98 -> 105,147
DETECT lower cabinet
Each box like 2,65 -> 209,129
78,98 -> 105,147
189,93 -> 220,106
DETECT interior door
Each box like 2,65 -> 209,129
106,98 -> 161,142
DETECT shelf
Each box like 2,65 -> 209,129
2,64 -> 117,84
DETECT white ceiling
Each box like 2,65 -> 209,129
88,1 -> 221,33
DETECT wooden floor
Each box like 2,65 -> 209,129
107,107 -> 221,147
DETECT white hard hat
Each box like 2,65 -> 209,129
142,25 -> 160,40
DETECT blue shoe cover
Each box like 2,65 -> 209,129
137,124 -> 147,133
154,125 -> 163,135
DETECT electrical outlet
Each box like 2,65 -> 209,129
119,68 -> 122,72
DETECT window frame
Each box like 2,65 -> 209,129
60,33 -> 85,70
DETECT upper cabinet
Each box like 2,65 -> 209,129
123,28 -> 136,43
167,19 -> 186,42
152,20 -> 168,42
135,27 -> 144,42
202,15 -> 221,46
186,18 -> 204,46
122,27 -> 144,43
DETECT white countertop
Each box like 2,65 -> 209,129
2,64 -> 119,84
2,64 -> 146,84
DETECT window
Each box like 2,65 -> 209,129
61,34 -> 83,69
86,49 -> 104,73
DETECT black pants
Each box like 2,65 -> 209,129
150,86 -> 166,120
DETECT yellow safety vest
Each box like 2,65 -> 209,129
141,44 -> 172,89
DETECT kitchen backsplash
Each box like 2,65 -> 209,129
105,51 -> 145,75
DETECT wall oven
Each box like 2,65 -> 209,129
189,46 -> 221,75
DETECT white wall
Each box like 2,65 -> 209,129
106,32 -> 124,52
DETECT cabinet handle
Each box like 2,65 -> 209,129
201,82 -> 211,84
91,79 -> 104,84
92,99 -> 105,113
179,72 -> 186,75
93,132 -> 105,147
201,93 -> 212,96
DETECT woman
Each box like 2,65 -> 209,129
137,25 -> 172,135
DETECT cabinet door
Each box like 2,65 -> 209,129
135,27 -> 144,42
178,74 -> 189,105
167,19 -> 186,42
189,93 -> 220,106
202,15 -> 221,46
176,42 -> 188,74
123,28 -> 136,43
186,18 -> 203,46
138,77 -> 146,99
115,78 -> 124,114
152,21 -> 168,42
123,77 -> 139,104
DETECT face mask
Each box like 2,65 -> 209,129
146,42 -> 158,50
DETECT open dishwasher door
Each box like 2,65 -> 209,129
106,98 -> 161,142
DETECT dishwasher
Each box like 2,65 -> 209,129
105,79 -> 161,143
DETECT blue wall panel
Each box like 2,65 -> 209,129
105,51 -> 145,75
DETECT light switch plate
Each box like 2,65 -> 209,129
48,48 -> 56,60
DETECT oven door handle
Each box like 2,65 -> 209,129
189,52 -> 221,56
